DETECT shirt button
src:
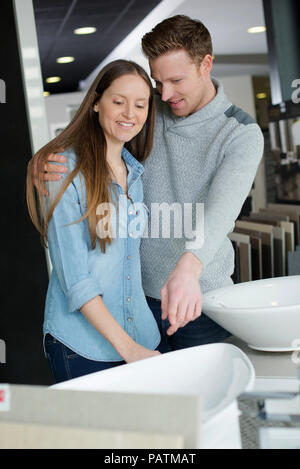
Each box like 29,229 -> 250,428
126,275 -> 131,280
128,210 -> 133,215
127,255 -> 131,260
127,317 -> 132,322
127,297 -> 131,302
129,233 -> 133,238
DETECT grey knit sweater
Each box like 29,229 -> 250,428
140,78 -> 264,299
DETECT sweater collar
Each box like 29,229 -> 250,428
162,77 -> 231,137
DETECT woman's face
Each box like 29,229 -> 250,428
94,73 -> 150,147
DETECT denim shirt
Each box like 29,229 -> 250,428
43,147 -> 161,361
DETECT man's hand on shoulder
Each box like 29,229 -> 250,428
160,252 -> 203,335
32,149 -> 68,195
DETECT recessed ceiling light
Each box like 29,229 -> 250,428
43,91 -> 50,96
256,93 -> 267,99
248,26 -> 266,34
56,56 -> 75,64
74,27 -> 97,35
46,76 -> 61,84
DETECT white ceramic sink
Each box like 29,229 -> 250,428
52,343 -> 255,449
203,275 -> 300,352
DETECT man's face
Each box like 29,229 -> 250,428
149,49 -> 212,117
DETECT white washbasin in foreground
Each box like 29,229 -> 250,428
52,343 -> 255,449
203,276 -> 300,352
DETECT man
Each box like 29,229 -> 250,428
34,15 -> 264,353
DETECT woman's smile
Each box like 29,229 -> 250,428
94,74 -> 150,146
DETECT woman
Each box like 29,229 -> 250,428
26,60 -> 161,384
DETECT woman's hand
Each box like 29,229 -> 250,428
123,343 -> 161,363
81,296 -> 161,364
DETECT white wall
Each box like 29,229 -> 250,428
44,90 -> 85,137
218,75 -> 256,118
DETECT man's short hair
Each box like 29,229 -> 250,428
141,15 -> 213,65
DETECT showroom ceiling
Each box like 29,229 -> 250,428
33,0 -> 161,94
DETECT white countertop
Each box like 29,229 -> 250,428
225,335 -> 299,380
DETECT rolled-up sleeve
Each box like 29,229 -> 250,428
46,160 -> 102,312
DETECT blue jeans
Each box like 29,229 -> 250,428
44,334 -> 125,384
146,297 -> 231,353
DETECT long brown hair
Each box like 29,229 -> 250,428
26,60 -> 155,253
